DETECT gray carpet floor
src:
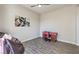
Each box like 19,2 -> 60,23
23,38 -> 79,54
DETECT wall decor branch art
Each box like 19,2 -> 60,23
15,16 -> 30,27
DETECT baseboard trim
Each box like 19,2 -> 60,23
76,43 -> 79,46
58,39 -> 77,46
22,36 -> 40,43
22,37 -> 79,46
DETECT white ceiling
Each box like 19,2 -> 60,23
22,4 -> 72,14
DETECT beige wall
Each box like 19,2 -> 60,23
0,4 -> 79,45
0,5 -> 40,42
77,6 -> 79,45
0,5 -> 5,31
40,5 -> 76,44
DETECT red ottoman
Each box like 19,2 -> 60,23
49,32 -> 58,42
42,31 -> 49,39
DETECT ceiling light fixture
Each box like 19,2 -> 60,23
38,4 -> 42,7
30,4 -> 50,8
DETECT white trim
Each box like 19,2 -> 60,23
22,37 -> 79,46
76,43 -> 79,46
21,36 -> 40,43
58,39 -> 76,45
